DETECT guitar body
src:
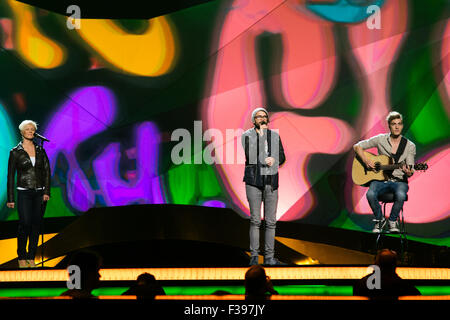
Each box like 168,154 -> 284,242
352,152 -> 393,186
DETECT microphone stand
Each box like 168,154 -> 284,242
33,136 -> 48,268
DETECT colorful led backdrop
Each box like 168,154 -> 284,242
0,0 -> 449,247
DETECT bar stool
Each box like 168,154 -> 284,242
375,192 -> 408,259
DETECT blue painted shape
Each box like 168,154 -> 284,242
306,0 -> 385,23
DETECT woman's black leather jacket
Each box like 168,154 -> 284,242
7,142 -> 51,202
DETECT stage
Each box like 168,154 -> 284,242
0,205 -> 448,314
1,205 -> 448,269
0,266 -> 448,316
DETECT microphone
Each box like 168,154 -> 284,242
34,133 -> 50,142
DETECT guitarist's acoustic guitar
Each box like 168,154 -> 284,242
352,151 -> 428,186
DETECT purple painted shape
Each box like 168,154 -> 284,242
43,86 -> 116,211
67,168 -> 94,212
93,122 -> 165,206
42,86 -> 165,211
44,86 -> 116,164
202,200 -> 226,208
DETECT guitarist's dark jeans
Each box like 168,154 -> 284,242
366,181 -> 409,221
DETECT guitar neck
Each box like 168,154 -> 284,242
379,164 -> 403,170
376,162 -> 426,172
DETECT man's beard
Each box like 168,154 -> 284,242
255,121 -> 267,129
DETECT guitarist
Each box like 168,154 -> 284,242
353,112 -> 415,233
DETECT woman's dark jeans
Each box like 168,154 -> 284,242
17,189 -> 44,260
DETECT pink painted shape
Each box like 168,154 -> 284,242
89,56 -> 105,70
203,0 -> 354,220
0,18 -> 13,49
347,0 -> 408,138
208,0 -> 336,109
441,20 -> 450,117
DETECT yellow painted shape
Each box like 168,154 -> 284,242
35,255 -> 66,268
0,233 -> 58,265
276,236 -> 375,265
8,0 -> 65,69
77,18 -> 177,76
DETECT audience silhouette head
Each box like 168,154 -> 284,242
244,265 -> 278,300
122,272 -> 165,300
352,248 -> 421,299
375,248 -> 398,275
61,249 -> 102,299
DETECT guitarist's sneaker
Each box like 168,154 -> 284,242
372,218 -> 386,233
388,220 -> 400,233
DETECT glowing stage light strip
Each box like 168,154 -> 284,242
99,267 -> 450,281
0,267 -> 449,283
0,270 -> 68,282
398,295 -> 450,300
1,295 -> 449,301
154,295 -> 369,300
154,295 -> 450,301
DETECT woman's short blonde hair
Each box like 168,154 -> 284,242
18,120 -> 38,132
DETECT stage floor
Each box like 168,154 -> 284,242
0,266 -> 448,299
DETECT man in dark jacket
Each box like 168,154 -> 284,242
241,108 -> 285,266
